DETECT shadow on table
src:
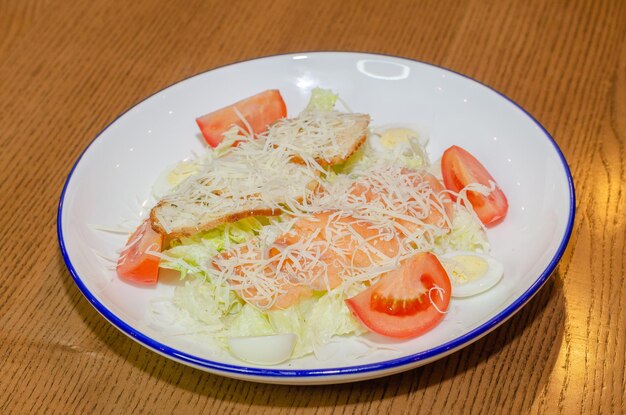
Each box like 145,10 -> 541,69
60,252 -> 566,413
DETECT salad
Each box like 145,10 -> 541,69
116,88 -> 509,365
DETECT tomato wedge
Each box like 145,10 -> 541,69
116,220 -> 164,284
441,145 -> 508,227
345,252 -> 451,339
196,89 -> 287,147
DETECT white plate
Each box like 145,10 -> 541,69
58,52 -> 574,385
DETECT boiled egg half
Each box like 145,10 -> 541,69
369,126 -> 426,152
368,126 -> 429,170
151,159 -> 202,198
440,251 -> 504,298
227,333 -> 296,365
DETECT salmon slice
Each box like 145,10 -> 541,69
272,211 -> 400,290
214,242 -> 314,310
349,169 -> 454,235
215,169 -> 452,311
214,211 -> 399,310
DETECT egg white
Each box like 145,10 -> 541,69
228,333 -> 297,365
440,251 -> 504,298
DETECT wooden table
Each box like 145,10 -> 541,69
1,0 -> 624,413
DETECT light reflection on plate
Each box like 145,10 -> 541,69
356,59 -> 411,80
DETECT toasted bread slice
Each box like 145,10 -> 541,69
151,204 -> 280,238
150,143 -> 320,238
151,110 -> 369,238
267,111 -> 370,167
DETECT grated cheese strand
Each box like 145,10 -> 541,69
151,109 -> 369,237
211,165 -> 465,310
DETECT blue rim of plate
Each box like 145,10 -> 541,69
57,51 -> 576,379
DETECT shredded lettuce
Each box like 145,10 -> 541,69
172,279 -> 363,358
331,142 -> 370,175
160,217 -> 265,279
162,209 -> 363,359
265,289 -> 366,358
434,206 -> 490,253
306,88 -> 338,111
272,288 -> 364,358
173,279 -> 240,328
334,131 -> 429,176
226,304 -> 275,337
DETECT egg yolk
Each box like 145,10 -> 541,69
167,162 -> 200,185
447,255 -> 489,284
379,128 -> 418,149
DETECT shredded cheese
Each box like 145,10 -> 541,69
211,165 -> 463,310
152,110 -> 369,236
150,108 -> 488,312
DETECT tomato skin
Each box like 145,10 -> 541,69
116,220 -> 163,284
345,252 -> 451,339
195,89 -> 287,147
441,145 -> 508,227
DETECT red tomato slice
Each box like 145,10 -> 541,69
441,145 -> 508,227
196,89 -> 287,147
345,252 -> 451,339
116,220 -> 164,284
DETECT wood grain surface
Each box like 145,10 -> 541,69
1,0 -> 624,413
